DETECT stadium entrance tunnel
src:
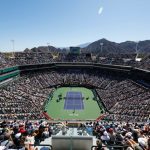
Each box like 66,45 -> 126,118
44,86 -> 105,121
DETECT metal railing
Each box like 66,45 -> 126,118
30,144 -> 53,150
91,145 -> 128,150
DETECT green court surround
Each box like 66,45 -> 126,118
45,87 -> 102,120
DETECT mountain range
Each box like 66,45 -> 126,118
84,38 -> 150,54
25,38 -> 150,54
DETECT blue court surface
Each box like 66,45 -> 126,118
64,91 -> 84,110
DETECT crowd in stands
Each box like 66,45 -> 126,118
0,53 -> 11,69
0,119 -> 53,149
0,69 -> 149,123
96,80 -> 150,122
137,55 -> 150,71
91,121 -> 150,150
0,74 -> 53,120
0,52 -> 150,70
0,119 -> 149,150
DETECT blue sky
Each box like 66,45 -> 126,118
0,0 -> 150,51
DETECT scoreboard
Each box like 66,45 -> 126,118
70,47 -> 80,55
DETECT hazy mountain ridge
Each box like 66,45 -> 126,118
77,42 -> 91,48
84,39 -> 150,54
24,39 -> 150,54
24,46 -> 61,53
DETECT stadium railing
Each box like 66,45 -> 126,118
91,145 -> 128,150
29,144 -> 53,150
0,66 -> 18,75
0,70 -> 20,82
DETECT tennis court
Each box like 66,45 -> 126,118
45,87 -> 102,120
64,91 -> 84,110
